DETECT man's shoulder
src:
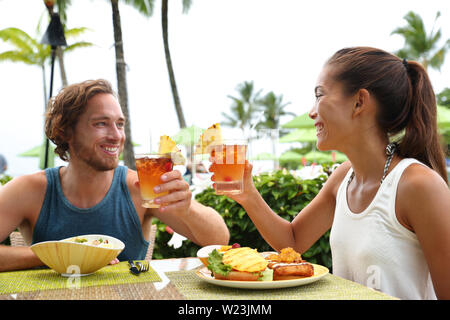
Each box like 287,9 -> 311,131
123,166 -> 139,194
7,171 -> 47,190
0,171 -> 48,213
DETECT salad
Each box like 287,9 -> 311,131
64,236 -> 115,248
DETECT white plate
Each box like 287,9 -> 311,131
195,264 -> 329,289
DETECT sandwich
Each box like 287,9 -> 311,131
207,247 -> 273,281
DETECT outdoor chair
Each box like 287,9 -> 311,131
9,223 -> 157,261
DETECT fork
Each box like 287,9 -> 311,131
136,261 -> 149,273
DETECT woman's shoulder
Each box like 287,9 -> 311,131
399,160 -> 448,191
396,160 -> 450,224
320,161 -> 352,197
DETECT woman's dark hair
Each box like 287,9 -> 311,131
326,46 -> 448,184
45,79 -> 115,161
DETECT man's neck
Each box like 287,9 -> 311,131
59,163 -> 116,209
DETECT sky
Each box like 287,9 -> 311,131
0,0 -> 449,176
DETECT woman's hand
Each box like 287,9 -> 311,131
210,160 -> 258,205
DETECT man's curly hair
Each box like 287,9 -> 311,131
44,79 -> 115,161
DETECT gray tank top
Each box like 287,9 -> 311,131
32,166 -> 149,261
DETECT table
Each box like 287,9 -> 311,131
0,257 -> 398,300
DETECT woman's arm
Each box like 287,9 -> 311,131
224,161 -> 351,253
397,164 -> 450,299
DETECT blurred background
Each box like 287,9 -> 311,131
0,0 -> 449,180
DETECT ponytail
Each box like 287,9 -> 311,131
398,61 -> 448,184
327,47 -> 448,184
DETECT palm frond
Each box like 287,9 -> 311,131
182,0 -> 192,14
122,0 -> 155,17
64,41 -> 94,53
0,28 -> 37,53
0,51 -> 36,65
64,27 -> 93,38
428,47 -> 446,71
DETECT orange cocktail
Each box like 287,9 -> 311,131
135,154 -> 173,208
210,140 -> 247,195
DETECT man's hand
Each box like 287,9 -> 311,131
153,170 -> 192,214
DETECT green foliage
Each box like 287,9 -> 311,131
0,175 -> 12,245
0,174 -> 12,186
437,88 -> 450,107
152,170 -> 332,271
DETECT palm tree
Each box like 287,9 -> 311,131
221,81 -> 263,130
119,0 -> 190,130
161,0 -> 190,128
0,25 -> 92,108
255,91 -> 294,169
391,11 -> 450,71
110,0 -> 137,169
255,91 -> 294,130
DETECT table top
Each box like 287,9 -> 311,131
0,257 -> 398,300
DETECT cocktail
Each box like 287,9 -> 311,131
135,153 -> 173,208
210,140 -> 248,195
195,124 -> 248,195
135,135 -> 185,208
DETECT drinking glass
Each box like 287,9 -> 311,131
135,153 -> 173,208
210,139 -> 248,195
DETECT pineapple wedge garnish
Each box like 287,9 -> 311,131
195,123 -> 223,154
158,135 -> 185,165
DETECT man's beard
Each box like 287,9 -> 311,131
71,138 -> 120,171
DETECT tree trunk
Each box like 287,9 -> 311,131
162,0 -> 187,128
111,0 -> 135,169
57,47 -> 68,87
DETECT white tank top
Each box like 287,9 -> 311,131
330,158 -> 437,300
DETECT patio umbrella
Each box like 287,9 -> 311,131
281,112 -> 314,129
19,141 -> 56,169
279,128 -> 317,143
279,150 -> 303,161
172,125 -> 204,146
303,150 -> 347,163
250,152 -> 278,160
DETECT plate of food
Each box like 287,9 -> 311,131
195,246 -> 329,289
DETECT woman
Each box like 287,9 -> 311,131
212,47 -> 450,299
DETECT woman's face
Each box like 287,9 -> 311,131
309,65 -> 357,152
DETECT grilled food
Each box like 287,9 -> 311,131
265,248 -> 314,280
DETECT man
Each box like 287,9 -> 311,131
0,79 -> 229,271
0,154 -> 7,174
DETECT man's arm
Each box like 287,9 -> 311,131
153,199 -> 230,246
0,173 -> 46,272
128,168 -> 230,246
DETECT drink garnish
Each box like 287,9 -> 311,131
195,123 -> 223,154
158,135 -> 185,165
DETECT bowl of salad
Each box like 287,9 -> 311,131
31,234 -> 125,276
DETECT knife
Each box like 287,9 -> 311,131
128,260 -> 140,275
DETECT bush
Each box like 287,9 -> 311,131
0,175 -> 13,245
153,169 -> 332,271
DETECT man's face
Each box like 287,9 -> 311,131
69,93 -> 126,171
